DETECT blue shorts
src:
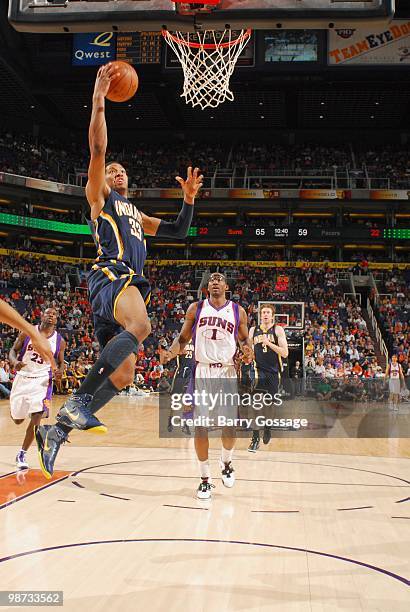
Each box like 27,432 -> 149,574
88,262 -> 151,348
252,367 -> 279,396
171,364 -> 195,395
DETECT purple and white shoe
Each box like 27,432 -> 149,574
16,450 -> 29,470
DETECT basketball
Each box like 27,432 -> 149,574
106,61 -> 138,103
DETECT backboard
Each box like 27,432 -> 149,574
258,301 -> 305,330
9,0 -> 395,33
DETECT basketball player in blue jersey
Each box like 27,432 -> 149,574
166,340 -> 195,435
248,304 -> 288,452
35,62 -> 203,479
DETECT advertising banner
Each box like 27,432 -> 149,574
72,32 -> 117,66
0,248 -> 92,265
1,251 -> 408,269
0,172 -> 408,201
299,189 -> 338,200
329,20 -> 410,65
370,190 -> 409,200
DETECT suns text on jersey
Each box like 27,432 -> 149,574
198,316 -> 235,334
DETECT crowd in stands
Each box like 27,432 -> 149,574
0,131 -> 228,189
0,256 -> 203,394
373,269 -> 410,364
1,131 -> 409,189
0,253 -> 408,403
355,145 -> 410,185
0,133 -> 59,182
233,143 -> 353,174
223,265 -> 377,375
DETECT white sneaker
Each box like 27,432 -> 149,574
16,450 -> 29,470
220,460 -> 235,488
196,479 -> 215,500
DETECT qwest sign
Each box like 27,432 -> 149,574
72,32 -> 117,66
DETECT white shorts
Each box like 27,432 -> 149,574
195,363 -> 237,381
389,378 -> 401,395
192,363 -> 239,420
10,373 -> 52,420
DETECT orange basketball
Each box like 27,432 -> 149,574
106,61 -> 139,103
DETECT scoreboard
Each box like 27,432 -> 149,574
383,229 -> 410,240
72,31 -> 161,66
187,226 -> 410,240
116,32 -> 161,65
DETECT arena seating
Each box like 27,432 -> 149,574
0,257 -> 408,394
1,131 -> 409,189
373,269 -> 410,365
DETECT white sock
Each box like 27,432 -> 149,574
221,446 -> 233,465
199,459 -> 211,479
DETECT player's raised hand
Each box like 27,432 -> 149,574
175,167 -> 203,203
93,63 -> 120,99
31,330 -> 56,371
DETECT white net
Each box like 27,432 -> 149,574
162,29 -> 251,110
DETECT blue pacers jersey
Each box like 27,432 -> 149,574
90,189 -> 147,274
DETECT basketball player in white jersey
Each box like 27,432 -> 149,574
0,299 -> 56,367
385,354 -> 404,411
9,308 -> 65,469
161,273 -> 253,500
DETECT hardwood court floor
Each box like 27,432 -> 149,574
0,395 -> 409,611
1,394 -> 409,457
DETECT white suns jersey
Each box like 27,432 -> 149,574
18,327 -> 61,377
389,362 -> 400,379
193,299 -> 240,365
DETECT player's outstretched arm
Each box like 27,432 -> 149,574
159,303 -> 198,364
85,63 -> 119,219
9,332 -> 27,372
141,167 -> 203,237
55,338 -> 66,380
237,307 -> 254,364
0,300 -> 56,368
399,364 -> 405,385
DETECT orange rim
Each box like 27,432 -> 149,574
162,29 -> 252,50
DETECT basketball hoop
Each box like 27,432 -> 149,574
162,28 -> 251,110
